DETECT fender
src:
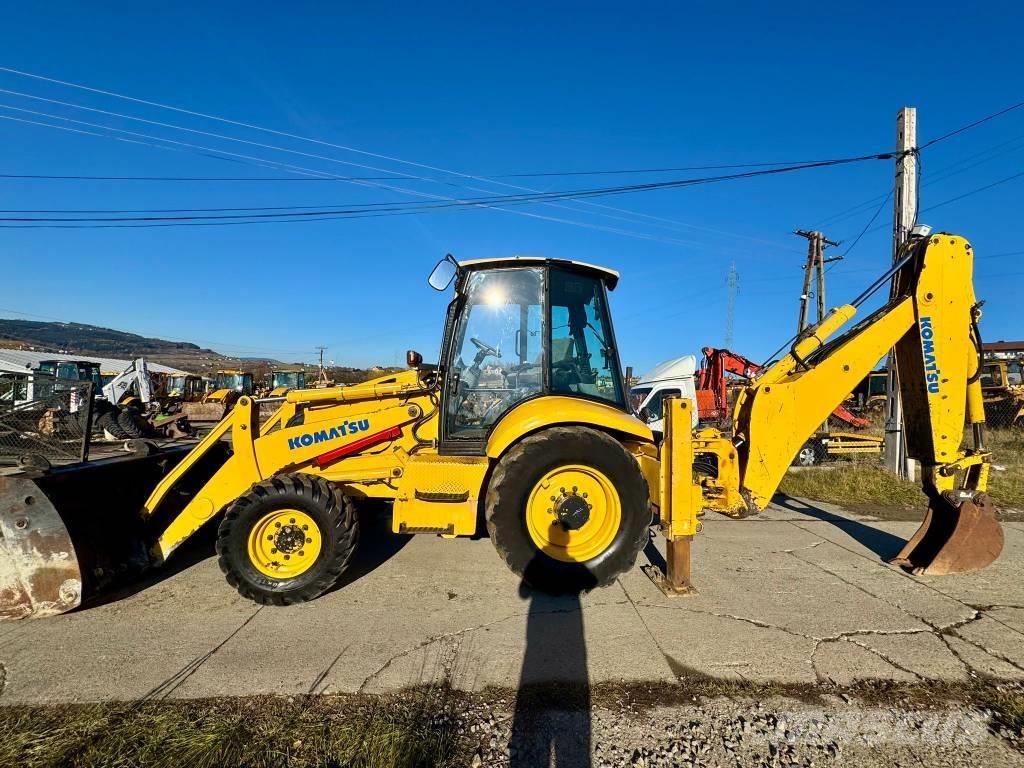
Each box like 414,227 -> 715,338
486,395 -> 653,458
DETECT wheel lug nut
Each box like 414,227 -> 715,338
271,548 -> 277,554
572,486 -> 577,492
550,496 -> 556,501
302,524 -> 309,531
267,535 -> 273,540
284,554 -> 290,560
582,492 -> 588,498
275,522 -> 281,528
289,518 -> 296,524
299,551 -> 305,556
306,537 -> 312,543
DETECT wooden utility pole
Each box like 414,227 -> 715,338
884,108 -> 917,478
794,230 -> 841,334
316,345 -> 329,385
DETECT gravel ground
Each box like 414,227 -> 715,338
448,685 -> 1024,768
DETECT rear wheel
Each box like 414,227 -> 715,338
216,474 -> 359,605
486,426 -> 650,593
116,409 -> 147,438
96,410 -> 127,439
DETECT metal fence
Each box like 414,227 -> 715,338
983,394 -> 1024,429
0,374 -> 93,466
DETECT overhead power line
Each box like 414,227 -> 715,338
0,152 -> 899,225
0,84 -> 785,247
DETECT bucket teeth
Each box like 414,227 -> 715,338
890,493 -> 1004,576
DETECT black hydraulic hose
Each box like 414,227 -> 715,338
849,248 -> 917,309
967,301 -> 985,385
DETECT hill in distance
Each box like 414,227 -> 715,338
0,319 -> 399,383
0,318 -> 286,372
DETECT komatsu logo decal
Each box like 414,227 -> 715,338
288,419 -> 371,450
919,317 -> 941,394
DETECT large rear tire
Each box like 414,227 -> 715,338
216,474 -> 359,605
116,409 -> 147,439
96,410 -> 127,439
486,426 -> 650,593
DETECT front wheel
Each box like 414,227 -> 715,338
216,474 -> 359,605
486,426 -> 650,593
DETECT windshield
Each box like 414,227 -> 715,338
446,268 -> 545,438
273,371 -> 303,389
217,373 -> 250,391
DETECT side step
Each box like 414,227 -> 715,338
398,523 -> 455,535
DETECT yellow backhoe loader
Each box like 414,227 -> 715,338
0,234 -> 1002,617
180,369 -> 254,423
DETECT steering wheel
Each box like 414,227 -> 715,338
470,337 -> 500,358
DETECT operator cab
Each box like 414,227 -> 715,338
429,255 -> 626,453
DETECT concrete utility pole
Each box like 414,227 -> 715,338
724,262 -> 738,349
794,230 -> 841,334
884,107 -> 918,478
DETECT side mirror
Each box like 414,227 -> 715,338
428,253 -> 459,291
406,349 -> 423,368
638,406 -> 653,423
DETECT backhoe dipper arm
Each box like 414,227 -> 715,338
731,234 -> 990,514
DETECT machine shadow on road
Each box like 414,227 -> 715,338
327,501 -> 412,592
773,493 -> 907,560
82,500 -> 411,611
509,558 -> 594,768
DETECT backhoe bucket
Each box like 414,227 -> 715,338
890,493 -> 1004,576
0,446 -> 200,619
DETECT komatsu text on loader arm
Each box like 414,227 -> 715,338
0,234 -> 1002,617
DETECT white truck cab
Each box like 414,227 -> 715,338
629,355 -> 700,433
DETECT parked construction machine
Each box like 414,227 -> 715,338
267,367 -> 307,397
0,233 -> 1003,617
181,369 -> 254,423
980,357 -> 1024,427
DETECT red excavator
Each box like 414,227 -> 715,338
696,346 -> 871,428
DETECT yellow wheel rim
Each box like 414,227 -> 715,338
526,465 -> 621,563
246,509 -> 322,579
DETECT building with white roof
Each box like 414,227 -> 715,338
0,349 -> 189,376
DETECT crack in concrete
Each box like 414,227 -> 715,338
615,577 -> 682,680
0,661 -> 6,698
141,606 -> 263,701
308,643 -> 351,695
357,599 -> 630,693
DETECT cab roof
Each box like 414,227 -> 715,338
457,256 -> 620,290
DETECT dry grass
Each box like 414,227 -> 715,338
987,428 -> 1024,509
778,464 -> 923,508
779,427 -> 1024,512
0,691 -> 462,768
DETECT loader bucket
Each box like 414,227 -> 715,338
890,493 -> 1004,576
180,402 -> 228,423
0,446 -> 200,619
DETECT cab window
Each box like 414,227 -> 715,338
980,364 -> 1001,387
1008,362 -> 1023,386
549,269 -> 624,406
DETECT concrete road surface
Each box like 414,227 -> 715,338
1,497 -> 1021,703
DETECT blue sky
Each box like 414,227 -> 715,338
1,2 -> 1022,372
